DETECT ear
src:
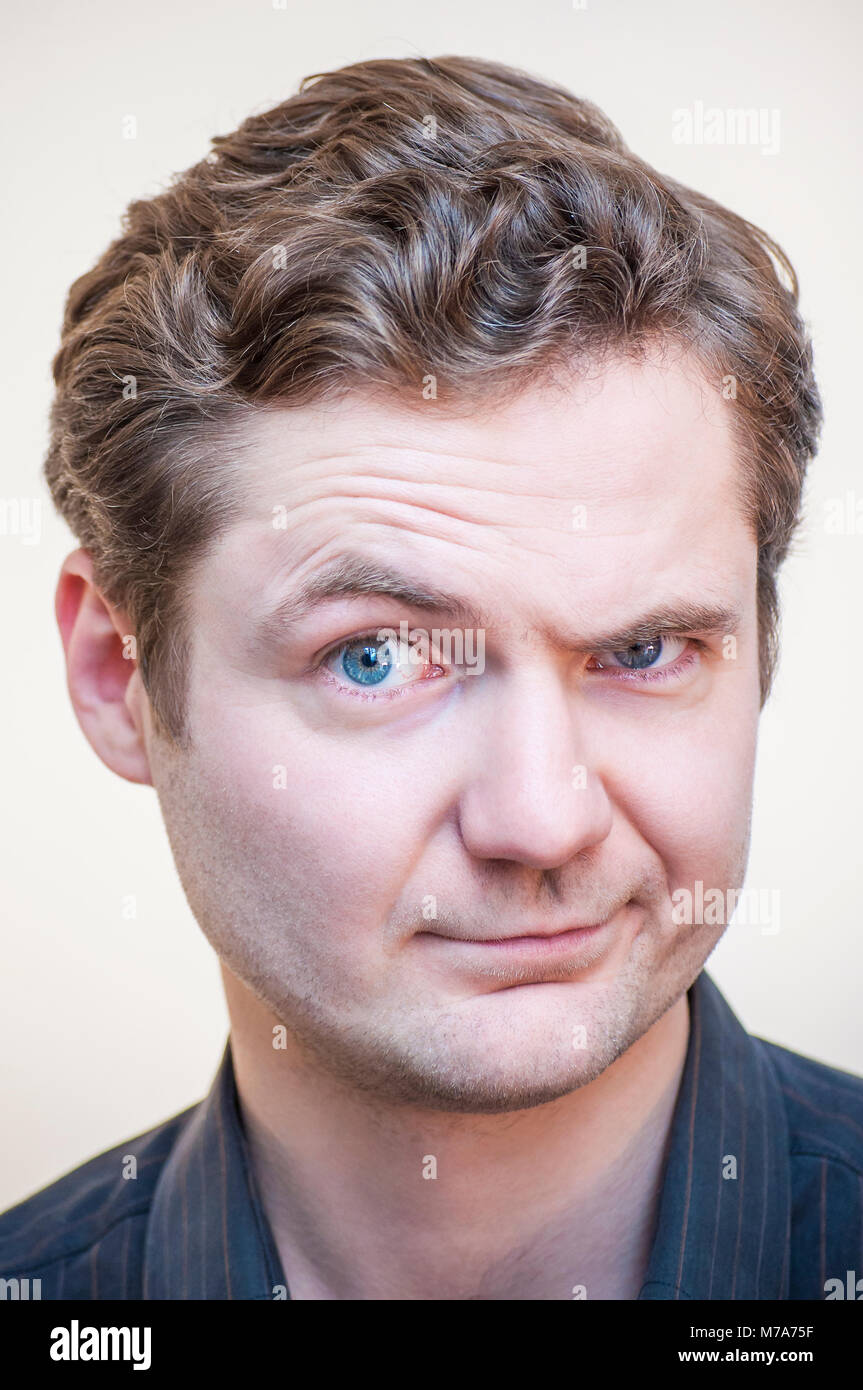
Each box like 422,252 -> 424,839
55,548 -> 154,786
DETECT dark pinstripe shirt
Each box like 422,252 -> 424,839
2,970 -> 862,1300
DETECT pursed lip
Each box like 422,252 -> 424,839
421,906 -> 629,945
430,925 -> 605,944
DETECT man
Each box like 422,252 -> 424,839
2,53 -> 861,1301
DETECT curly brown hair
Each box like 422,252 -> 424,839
44,54 -> 822,747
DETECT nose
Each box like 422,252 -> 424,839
456,668 -> 613,870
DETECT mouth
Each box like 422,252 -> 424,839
425,921 -> 607,953
440,922 -> 608,943
416,903 -> 632,970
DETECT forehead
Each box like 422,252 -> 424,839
196,346 -> 753,627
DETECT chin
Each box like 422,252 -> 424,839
349,1058 -> 613,1115
332,1010 -> 635,1113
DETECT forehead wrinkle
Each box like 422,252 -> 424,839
259,471 -> 583,540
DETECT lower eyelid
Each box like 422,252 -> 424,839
318,664 -> 407,701
318,659 -> 446,701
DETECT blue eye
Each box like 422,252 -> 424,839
341,639 -> 395,686
320,629 -> 456,701
592,635 -> 688,675
612,639 -> 664,670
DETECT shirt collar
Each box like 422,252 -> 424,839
143,1039 -> 286,1300
638,969 -> 792,1299
144,970 -> 792,1300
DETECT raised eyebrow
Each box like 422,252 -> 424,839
255,556 -> 488,645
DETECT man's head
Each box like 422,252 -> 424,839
49,56 -> 821,1112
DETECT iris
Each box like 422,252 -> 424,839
613,639 -> 664,670
341,639 -> 394,686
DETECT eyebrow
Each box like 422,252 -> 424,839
254,553 -> 742,652
254,556 -> 489,648
578,600 -> 743,652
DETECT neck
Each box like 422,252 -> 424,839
223,969 -> 689,1301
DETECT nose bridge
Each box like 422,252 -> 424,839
457,666 -> 612,869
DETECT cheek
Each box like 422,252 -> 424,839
185,702 -> 443,938
596,686 -> 760,887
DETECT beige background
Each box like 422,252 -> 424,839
1,0 -> 861,1210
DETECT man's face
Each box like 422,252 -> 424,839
145,345 -> 761,1113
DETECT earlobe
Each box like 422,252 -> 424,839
55,548 -> 154,787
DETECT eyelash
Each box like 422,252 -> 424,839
314,632 -> 704,699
